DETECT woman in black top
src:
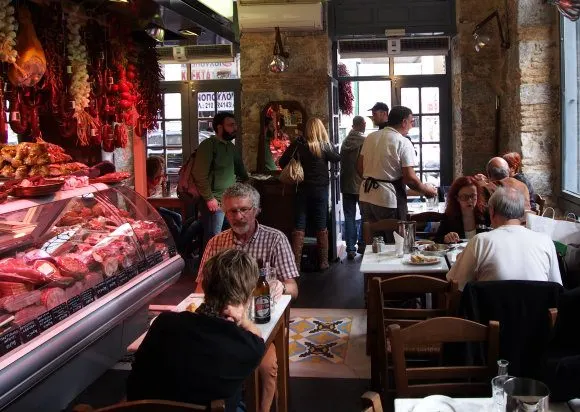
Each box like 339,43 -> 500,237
435,176 -> 490,244
279,117 -> 341,270
126,250 -> 265,412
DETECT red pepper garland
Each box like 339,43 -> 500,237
337,63 -> 354,116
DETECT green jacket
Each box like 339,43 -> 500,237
191,136 -> 248,202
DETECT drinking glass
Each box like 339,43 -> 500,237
427,194 -> 438,210
265,268 -> 278,311
492,374 -> 512,412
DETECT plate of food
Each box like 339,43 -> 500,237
9,177 -> 64,198
404,253 -> 441,265
420,243 -> 453,256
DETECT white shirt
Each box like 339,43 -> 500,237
447,225 -> 562,291
359,127 -> 416,208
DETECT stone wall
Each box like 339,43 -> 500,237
453,0 -> 560,198
240,31 -> 331,172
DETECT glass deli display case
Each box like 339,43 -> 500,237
0,184 -> 184,411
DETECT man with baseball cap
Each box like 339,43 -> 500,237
369,102 -> 389,129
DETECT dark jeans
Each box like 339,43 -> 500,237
295,186 -> 329,231
342,193 -> 363,252
198,200 -> 227,247
158,207 -> 182,244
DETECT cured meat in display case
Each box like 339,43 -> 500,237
0,184 -> 184,411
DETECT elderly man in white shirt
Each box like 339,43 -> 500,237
447,186 -> 562,290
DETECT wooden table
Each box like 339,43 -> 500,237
147,195 -> 187,219
175,294 -> 292,412
395,397 -> 573,411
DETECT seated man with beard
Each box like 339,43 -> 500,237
195,182 -> 299,412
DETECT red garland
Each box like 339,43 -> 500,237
337,63 -> 354,116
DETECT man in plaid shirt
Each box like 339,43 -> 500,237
196,183 -> 299,412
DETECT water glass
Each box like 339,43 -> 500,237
265,268 -> 278,311
426,194 -> 439,210
492,375 -> 512,412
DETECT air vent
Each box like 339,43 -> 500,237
157,44 -> 234,63
339,36 -> 450,58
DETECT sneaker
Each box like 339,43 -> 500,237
347,251 -> 357,260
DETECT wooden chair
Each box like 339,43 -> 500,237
534,194 -> 546,216
388,317 -> 500,398
73,399 -> 226,412
409,212 -> 445,240
369,276 -> 459,392
361,391 -> 383,412
362,219 -> 400,245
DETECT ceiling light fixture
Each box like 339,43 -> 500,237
472,10 -> 510,52
108,0 -> 129,3
268,27 -> 289,73
545,0 -> 580,21
146,25 -> 165,42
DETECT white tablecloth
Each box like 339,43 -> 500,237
395,397 -> 572,412
360,245 -> 449,274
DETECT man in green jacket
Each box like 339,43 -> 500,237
192,112 -> 249,246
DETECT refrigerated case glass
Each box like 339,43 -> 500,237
0,186 -> 176,359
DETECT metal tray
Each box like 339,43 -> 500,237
10,180 -> 64,198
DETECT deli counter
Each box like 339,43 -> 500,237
0,183 -> 184,411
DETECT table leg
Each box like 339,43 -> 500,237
274,307 -> 289,412
245,371 -> 259,412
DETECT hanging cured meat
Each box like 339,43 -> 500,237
8,6 -> 47,88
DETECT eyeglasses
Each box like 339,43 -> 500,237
457,194 -> 477,201
226,206 -> 254,216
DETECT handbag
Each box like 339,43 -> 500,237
526,207 -> 580,244
279,147 -> 304,185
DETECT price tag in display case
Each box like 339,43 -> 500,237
80,289 -> 95,306
37,311 -> 55,332
0,328 -> 20,356
94,280 -> 110,299
20,320 -> 40,343
168,245 -> 177,257
104,276 -> 118,292
50,303 -> 70,323
137,260 -> 148,273
146,251 -> 163,269
67,295 -> 83,314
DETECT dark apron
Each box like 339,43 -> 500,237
363,177 -> 408,220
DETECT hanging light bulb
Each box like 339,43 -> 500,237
268,27 -> 289,73
473,32 -> 491,52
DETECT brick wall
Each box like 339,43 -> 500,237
240,31 -> 331,172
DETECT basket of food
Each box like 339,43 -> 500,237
8,177 -> 65,198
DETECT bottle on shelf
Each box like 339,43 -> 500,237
254,259 -> 271,324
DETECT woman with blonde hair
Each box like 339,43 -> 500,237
279,117 -> 341,270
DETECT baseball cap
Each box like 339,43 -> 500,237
369,102 -> 390,112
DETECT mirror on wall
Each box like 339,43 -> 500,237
258,101 -> 306,173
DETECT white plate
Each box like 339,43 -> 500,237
403,257 -> 441,265
411,395 -> 457,412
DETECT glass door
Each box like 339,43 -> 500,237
146,83 -> 190,189
393,77 -> 451,187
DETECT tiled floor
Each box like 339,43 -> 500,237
64,253 -> 370,412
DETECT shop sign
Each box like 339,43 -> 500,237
198,92 -> 215,111
191,62 -> 237,80
217,91 -> 234,111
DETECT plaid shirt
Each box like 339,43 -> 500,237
196,223 -> 300,284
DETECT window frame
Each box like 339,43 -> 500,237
560,16 -> 580,210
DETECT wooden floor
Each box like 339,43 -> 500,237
63,254 -> 370,412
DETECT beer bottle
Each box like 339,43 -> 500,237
254,259 -> 271,324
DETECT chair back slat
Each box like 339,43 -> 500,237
384,308 -> 446,319
411,212 -> 444,223
388,317 -> 500,398
379,274 -> 450,293
363,219 -> 399,245
93,399 -> 225,412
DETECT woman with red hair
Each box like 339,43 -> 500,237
435,176 -> 490,244
502,152 -> 537,211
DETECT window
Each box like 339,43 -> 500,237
562,18 -> 580,198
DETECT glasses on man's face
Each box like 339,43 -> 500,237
226,206 -> 254,216
457,194 -> 477,202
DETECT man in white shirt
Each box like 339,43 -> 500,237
356,105 -> 437,223
447,186 -> 562,290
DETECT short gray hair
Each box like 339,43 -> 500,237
352,116 -> 365,128
222,182 -> 261,209
489,186 -> 525,219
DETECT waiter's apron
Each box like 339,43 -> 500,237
363,177 -> 408,220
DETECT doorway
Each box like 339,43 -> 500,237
145,79 -> 241,189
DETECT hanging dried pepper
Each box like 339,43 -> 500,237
337,63 -> 354,116
134,31 -> 162,131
